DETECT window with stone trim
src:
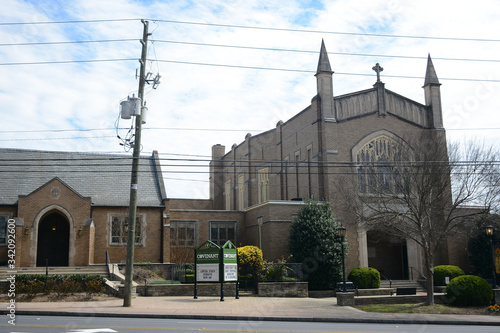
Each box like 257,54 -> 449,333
238,175 -> 245,210
225,181 -> 231,210
0,215 -> 8,245
170,221 -> 196,247
258,168 -> 269,203
110,214 -> 144,245
210,221 -> 236,246
356,136 -> 409,194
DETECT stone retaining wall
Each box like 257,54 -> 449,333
257,282 -> 308,297
136,283 -> 237,297
135,281 -> 308,297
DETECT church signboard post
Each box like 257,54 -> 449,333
221,240 -> 239,300
194,240 -> 238,301
194,240 -> 220,299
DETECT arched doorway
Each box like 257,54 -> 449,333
37,211 -> 70,266
367,229 -> 408,280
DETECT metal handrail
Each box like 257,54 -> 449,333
409,266 -> 427,280
379,271 -> 392,288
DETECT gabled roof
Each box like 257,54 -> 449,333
0,148 -> 166,207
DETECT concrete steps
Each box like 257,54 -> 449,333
380,279 -> 427,292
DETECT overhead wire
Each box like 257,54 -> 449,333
1,17 -> 499,43
2,38 -> 500,64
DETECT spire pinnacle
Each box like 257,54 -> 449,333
424,54 -> 440,86
316,39 -> 333,75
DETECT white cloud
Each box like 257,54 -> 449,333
1,0 -> 499,199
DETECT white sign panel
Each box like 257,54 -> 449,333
224,263 -> 238,281
197,264 -> 219,282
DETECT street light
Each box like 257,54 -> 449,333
485,226 -> 498,289
338,225 -> 347,293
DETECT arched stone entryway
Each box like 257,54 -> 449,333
36,211 -> 70,266
367,229 -> 408,280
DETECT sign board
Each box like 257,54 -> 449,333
222,240 -> 238,282
196,240 -> 220,282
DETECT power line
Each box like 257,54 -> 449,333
153,19 -> 500,43
3,37 -> 500,64
0,18 -> 139,25
0,38 -> 137,47
0,58 -> 136,66
153,40 -> 500,64
1,18 -> 499,43
155,59 -> 500,82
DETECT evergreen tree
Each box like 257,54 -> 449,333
289,200 -> 345,290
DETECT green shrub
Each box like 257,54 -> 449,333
445,275 -> 493,306
84,279 -> 106,295
347,267 -> 381,289
434,265 -> 465,286
15,274 -> 105,295
238,246 -> 264,280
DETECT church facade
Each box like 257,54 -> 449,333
207,41 -> 464,278
0,41 -> 470,280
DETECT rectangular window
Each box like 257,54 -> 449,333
238,175 -> 245,210
110,214 -> 144,245
258,168 -> 269,203
0,216 -> 8,245
225,181 -> 231,210
295,151 -> 301,198
170,221 -> 196,247
210,221 -> 236,246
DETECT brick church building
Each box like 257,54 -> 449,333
0,41 -> 469,279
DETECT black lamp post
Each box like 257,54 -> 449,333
485,226 -> 498,289
338,225 -> 347,293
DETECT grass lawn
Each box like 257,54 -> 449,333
355,303 -> 499,316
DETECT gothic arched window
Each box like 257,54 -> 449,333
356,136 -> 408,194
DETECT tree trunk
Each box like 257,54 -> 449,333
425,256 -> 435,306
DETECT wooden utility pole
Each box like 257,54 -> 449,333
123,19 -> 150,307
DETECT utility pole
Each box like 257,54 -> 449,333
123,19 -> 150,308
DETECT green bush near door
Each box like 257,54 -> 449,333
434,265 -> 465,286
347,267 -> 381,289
445,275 -> 493,306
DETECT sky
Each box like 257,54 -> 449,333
1,0 -> 499,199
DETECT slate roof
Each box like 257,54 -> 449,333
0,148 -> 166,207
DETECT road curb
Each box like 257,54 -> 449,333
2,310 -> 500,326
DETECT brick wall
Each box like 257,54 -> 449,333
17,178 -> 92,267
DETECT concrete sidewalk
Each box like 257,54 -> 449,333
3,296 -> 500,326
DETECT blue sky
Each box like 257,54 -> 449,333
1,0 -> 500,199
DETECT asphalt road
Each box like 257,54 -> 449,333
2,315 -> 500,333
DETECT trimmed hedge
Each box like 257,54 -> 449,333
347,267 -> 380,289
434,265 -> 465,286
445,275 -> 493,306
15,274 -> 106,296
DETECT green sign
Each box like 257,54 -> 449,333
196,241 -> 220,282
222,240 -> 238,282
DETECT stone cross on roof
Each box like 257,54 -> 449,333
372,63 -> 383,82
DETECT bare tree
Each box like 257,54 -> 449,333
338,133 -> 499,305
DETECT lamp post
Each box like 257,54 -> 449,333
338,225 -> 347,293
485,226 -> 498,289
